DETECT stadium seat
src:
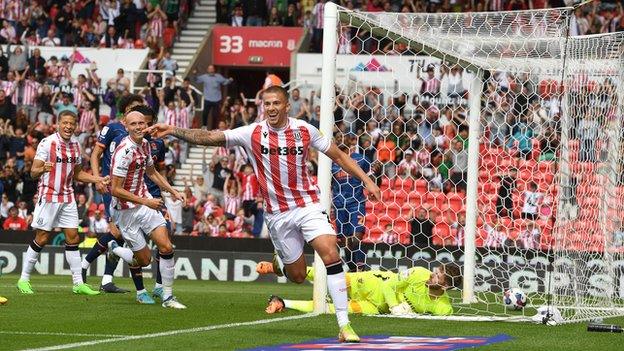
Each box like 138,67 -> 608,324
408,192 -> 423,206
447,193 -> 465,212
414,179 -> 428,193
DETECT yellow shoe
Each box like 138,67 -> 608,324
338,323 -> 360,343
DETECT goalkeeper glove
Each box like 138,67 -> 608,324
390,302 -> 413,316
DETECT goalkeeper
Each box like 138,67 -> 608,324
257,262 -> 461,316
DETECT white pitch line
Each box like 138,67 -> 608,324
0,331 -> 128,338
21,313 -> 317,351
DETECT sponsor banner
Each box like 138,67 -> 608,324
295,53 -> 459,96
243,334 -> 512,351
1,45 -> 149,88
212,26 -> 303,67
0,243 -> 623,298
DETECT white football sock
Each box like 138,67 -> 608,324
112,246 -> 135,264
327,264 -> 349,328
81,258 -> 90,270
101,274 -> 113,285
160,254 -> 175,300
65,248 -> 83,285
20,246 -> 40,281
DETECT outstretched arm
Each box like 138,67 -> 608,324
144,123 -> 226,146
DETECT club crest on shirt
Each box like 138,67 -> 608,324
293,130 -> 302,141
262,132 -> 268,138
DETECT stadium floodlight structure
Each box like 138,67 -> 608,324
316,2 -> 624,323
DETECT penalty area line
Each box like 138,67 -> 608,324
21,313 -> 317,351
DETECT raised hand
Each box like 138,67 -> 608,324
171,190 -> 185,203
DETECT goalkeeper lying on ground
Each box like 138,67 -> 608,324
256,262 -> 462,316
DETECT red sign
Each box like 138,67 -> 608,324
212,26 -> 303,67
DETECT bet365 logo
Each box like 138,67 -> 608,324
55,156 -> 79,163
260,145 -> 303,156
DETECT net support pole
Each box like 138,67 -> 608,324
314,1 -> 339,315
462,71 -> 482,304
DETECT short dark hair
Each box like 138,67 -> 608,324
58,110 -> 78,122
442,263 -> 463,289
263,85 -> 289,100
127,104 -> 154,117
118,94 -> 145,114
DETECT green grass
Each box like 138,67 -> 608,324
0,274 -> 623,350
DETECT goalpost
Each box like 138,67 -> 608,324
315,2 -> 624,323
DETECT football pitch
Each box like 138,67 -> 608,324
0,274 -> 622,351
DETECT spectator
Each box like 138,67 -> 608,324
8,44 -> 28,72
181,198 -> 195,235
396,149 -> 419,178
521,182 -> 542,220
283,4 -> 299,27
310,0 -> 326,52
380,223 -> 398,244
449,140 -> 468,192
27,48 -> 46,79
211,156 -> 232,206
51,92 -> 78,115
577,114 -> 599,162
192,65 -> 233,129
496,168 -> 517,218
41,29 -> 61,47
3,206 -> 26,230
267,7 -> 283,26
484,220 -> 508,248
230,5 -> 245,26
0,90 -> 16,123
242,0 -> 267,27
410,207 -> 434,247
0,193 -> 14,220
89,209 -> 110,236
451,212 -> 466,247
100,25 -> 123,48
518,221 -> 540,250
288,88 -> 306,119
420,64 -> 441,98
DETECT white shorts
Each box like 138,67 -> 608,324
111,205 -> 166,252
265,203 -> 336,264
32,201 -> 79,231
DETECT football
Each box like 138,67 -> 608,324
0,296 -> 7,306
503,288 -> 527,310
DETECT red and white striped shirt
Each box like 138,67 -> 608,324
5,0 -> 21,21
165,107 -> 178,126
111,136 -> 154,210
22,80 -> 40,106
58,65 -> 72,82
35,133 -> 83,204
150,15 -> 163,37
223,193 -> 241,215
239,172 -> 258,201
73,84 -> 85,107
79,108 -> 96,133
397,158 -> 420,178
177,106 -> 191,129
312,2 -> 324,29
224,118 -> 331,214
421,76 -> 441,95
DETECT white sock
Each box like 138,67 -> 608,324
326,262 -> 349,328
81,258 -> 90,270
136,289 -> 147,296
101,274 -> 113,285
65,247 -> 83,285
20,245 -> 41,281
113,246 -> 135,264
154,283 -> 163,289
159,253 -> 175,300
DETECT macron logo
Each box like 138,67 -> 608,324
249,40 -> 283,48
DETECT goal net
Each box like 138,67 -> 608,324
316,3 -> 624,323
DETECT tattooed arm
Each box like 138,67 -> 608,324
171,127 -> 226,146
144,124 -> 226,146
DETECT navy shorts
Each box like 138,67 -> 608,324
334,203 -> 366,237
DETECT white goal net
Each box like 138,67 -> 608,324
316,3 -> 624,323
